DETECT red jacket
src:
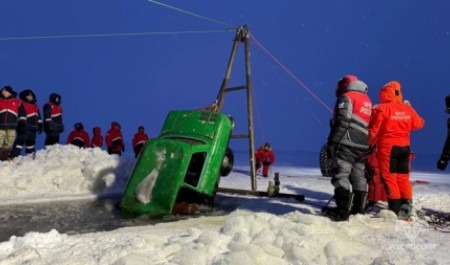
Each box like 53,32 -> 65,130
132,132 -> 149,148
67,129 -> 90,147
43,93 -> 64,133
369,81 -> 425,147
329,80 -> 372,150
91,127 -> 103,148
18,90 -> 42,132
0,96 -> 21,129
255,147 -> 275,165
105,122 -> 125,152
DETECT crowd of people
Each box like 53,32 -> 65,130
322,75 -> 450,222
2,82 -> 449,222
66,121 -> 149,158
0,85 -> 150,161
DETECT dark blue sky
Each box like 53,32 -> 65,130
1,1 -> 449,170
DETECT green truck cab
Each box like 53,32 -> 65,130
120,110 -> 234,217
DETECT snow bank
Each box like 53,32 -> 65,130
0,145 -> 134,204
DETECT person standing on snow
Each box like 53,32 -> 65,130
322,75 -> 372,221
67,122 -> 90,148
369,81 -> 424,220
132,126 -> 149,158
255,142 -> 275,177
0,86 -> 21,160
9,89 -> 43,158
366,99 -> 414,207
105,121 -> 125,156
437,94 -> 450,171
91,127 -> 103,149
365,145 -> 388,208
43,93 -> 64,146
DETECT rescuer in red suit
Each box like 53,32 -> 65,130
255,142 -> 275,177
369,81 -> 424,220
105,121 -> 125,156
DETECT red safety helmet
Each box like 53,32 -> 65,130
336,75 -> 358,96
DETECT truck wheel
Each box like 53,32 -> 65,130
320,143 -> 333,177
220,148 -> 234,176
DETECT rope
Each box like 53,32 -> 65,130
147,1 -> 333,115
2,0 -> 334,135
148,0 -> 234,28
427,211 -> 450,228
252,89 -> 266,143
0,29 -> 233,42
146,0 -> 334,131
250,35 -> 333,114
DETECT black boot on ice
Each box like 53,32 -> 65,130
322,189 -> 353,222
397,199 -> 413,221
351,191 -> 368,215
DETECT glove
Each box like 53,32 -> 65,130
38,123 -> 43,134
367,145 -> 376,155
437,158 -> 448,171
45,121 -> 54,133
365,167 -> 375,180
17,121 -> 26,134
326,142 -> 337,160
255,162 -> 261,169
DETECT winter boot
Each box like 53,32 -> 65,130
398,199 -> 413,221
322,188 -> 353,221
388,199 -> 402,215
351,191 -> 368,215
365,200 -> 376,212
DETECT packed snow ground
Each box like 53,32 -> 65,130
0,145 -> 449,265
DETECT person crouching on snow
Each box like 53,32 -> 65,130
255,142 -> 275,177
